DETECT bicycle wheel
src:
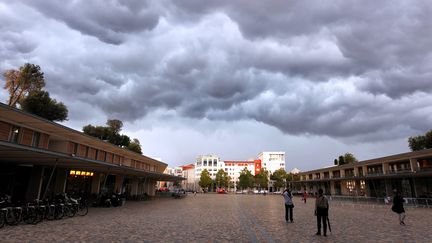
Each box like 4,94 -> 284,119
35,206 -> 45,223
77,203 -> 88,216
23,208 -> 37,224
5,209 -> 18,226
66,204 -> 76,217
55,206 -> 64,220
0,210 -> 6,228
46,206 -> 55,220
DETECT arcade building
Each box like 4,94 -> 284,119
292,149 -> 432,199
0,103 -> 182,202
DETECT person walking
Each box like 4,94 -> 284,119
302,190 -> 308,203
283,189 -> 294,223
315,188 -> 329,237
392,190 -> 406,225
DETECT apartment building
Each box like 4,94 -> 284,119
194,154 -> 223,180
258,152 -> 286,174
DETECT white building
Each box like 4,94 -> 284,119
180,164 -> 197,191
195,154 -> 223,180
258,152 -> 285,174
223,160 -> 256,191
159,166 -> 183,189
290,168 -> 301,174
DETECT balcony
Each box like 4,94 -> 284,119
387,168 -> 412,174
366,171 -> 384,176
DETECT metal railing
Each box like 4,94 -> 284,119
328,195 -> 432,208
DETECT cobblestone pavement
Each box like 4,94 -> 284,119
2,194 -> 432,242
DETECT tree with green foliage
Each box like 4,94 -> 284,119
254,168 -> 269,190
3,63 -> 45,107
238,167 -> 254,190
270,168 -> 287,191
83,119 -> 142,153
408,130 -> 432,151
334,153 -> 358,166
338,155 -> 345,165
106,119 -> 123,134
20,90 -> 68,121
285,172 -> 300,188
343,152 -> 358,164
215,169 -> 230,188
127,138 -> 142,154
199,169 -> 212,191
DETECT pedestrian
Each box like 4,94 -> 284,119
315,188 -> 329,237
392,190 -> 406,225
303,190 -> 308,203
194,190 -> 197,196
282,188 -> 294,223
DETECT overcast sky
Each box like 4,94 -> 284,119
1,0 -> 431,171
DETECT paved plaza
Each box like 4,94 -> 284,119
2,194 -> 432,243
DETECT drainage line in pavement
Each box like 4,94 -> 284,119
236,205 -> 259,243
240,207 -> 275,243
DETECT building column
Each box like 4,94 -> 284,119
354,167 -> 359,177
54,168 -> 68,194
114,175 -> 124,193
410,158 -> 419,172
130,178 -> 139,196
383,162 -> 389,174
91,172 -> 102,195
25,166 -> 45,201
148,179 -> 154,196
362,166 -> 368,176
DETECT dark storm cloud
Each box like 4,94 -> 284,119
1,0 -> 432,142
20,0 -> 160,44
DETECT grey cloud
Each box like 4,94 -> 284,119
1,0 -> 432,144
170,0 -> 432,96
20,0 -> 161,44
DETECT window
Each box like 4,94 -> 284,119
32,132 -> 41,147
214,159 -> 217,166
10,126 -> 20,143
73,143 -> 78,154
95,150 -> 99,160
204,160 -> 207,166
85,146 -> 89,157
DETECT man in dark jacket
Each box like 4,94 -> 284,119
392,190 -> 406,225
315,188 -> 329,236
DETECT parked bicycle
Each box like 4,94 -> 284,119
0,193 -> 88,229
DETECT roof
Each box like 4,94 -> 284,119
180,164 -> 195,170
298,148 -> 432,175
0,102 -> 183,181
0,102 -> 167,168
224,160 -> 254,164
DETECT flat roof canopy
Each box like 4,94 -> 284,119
0,103 -> 167,169
0,141 -> 184,181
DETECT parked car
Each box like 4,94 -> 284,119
216,188 -> 227,194
172,189 -> 187,199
